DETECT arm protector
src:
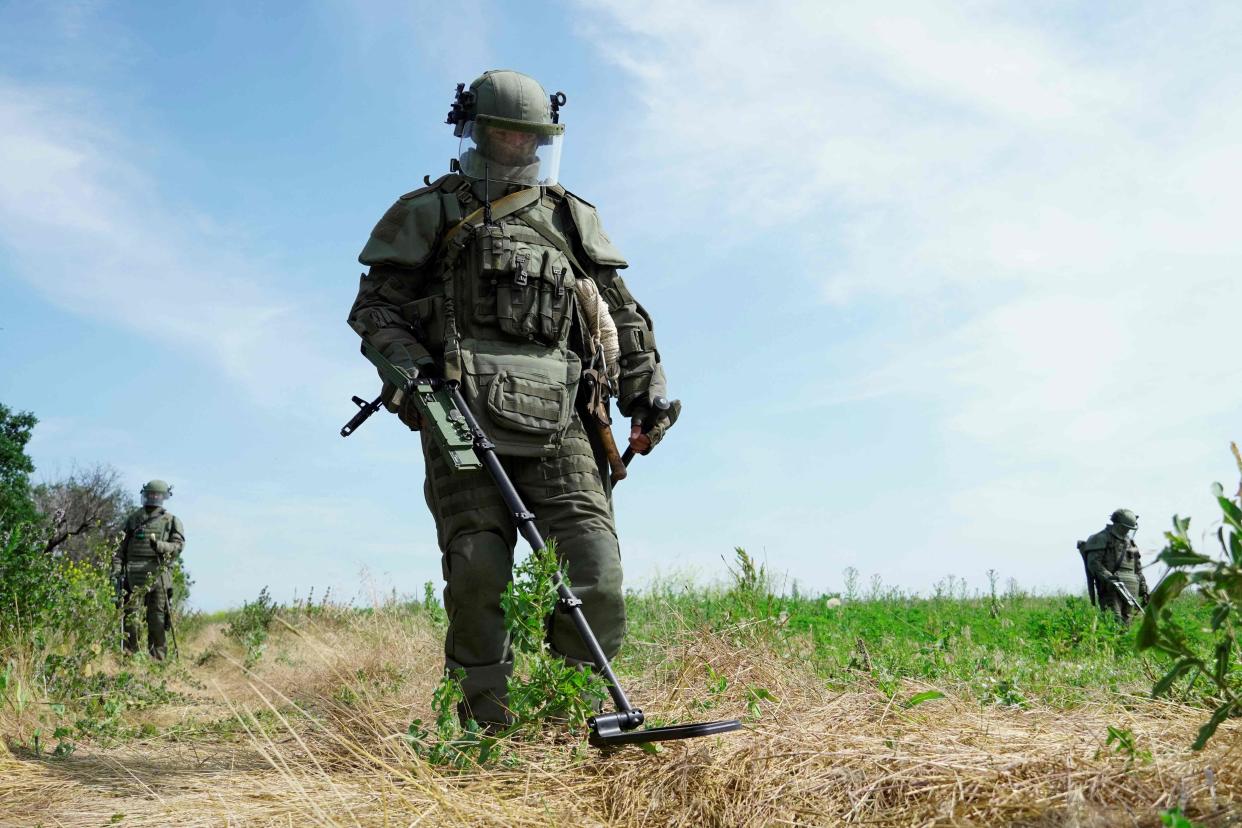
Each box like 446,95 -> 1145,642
590,266 -> 664,418
347,265 -> 436,373
152,515 -> 186,561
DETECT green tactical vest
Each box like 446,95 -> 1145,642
1083,528 -> 1140,576
359,176 -> 628,458
123,508 -> 177,567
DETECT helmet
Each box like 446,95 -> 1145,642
141,479 -> 172,507
447,70 -> 566,186
1110,508 -> 1138,529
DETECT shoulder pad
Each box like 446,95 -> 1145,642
358,176 -> 462,268
1082,530 -> 1109,551
562,189 -> 628,269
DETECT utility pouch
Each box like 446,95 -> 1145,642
470,221 -> 576,346
460,338 -> 580,456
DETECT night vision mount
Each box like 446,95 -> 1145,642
446,80 -> 569,135
446,82 -> 475,137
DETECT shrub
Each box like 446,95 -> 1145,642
1138,444 -> 1242,749
225,587 -> 278,667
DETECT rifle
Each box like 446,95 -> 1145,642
341,346 -> 741,748
580,364 -> 627,485
340,343 -> 480,471
1112,579 -> 1145,614
1076,541 -> 1097,607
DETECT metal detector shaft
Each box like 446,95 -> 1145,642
167,589 -> 180,661
445,383 -> 642,726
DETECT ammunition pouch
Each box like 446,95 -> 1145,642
469,223 -> 576,346
460,338 -> 580,457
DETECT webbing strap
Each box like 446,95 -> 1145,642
514,203 -> 592,281
442,186 -> 543,249
437,186 -> 542,382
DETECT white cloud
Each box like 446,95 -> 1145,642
580,0 -> 1242,587
0,79 -> 357,415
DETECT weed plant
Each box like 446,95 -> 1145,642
623,548 -> 1216,711
1138,445 -> 1242,750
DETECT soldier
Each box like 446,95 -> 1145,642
1079,508 -> 1149,624
347,69 -> 678,728
111,479 -> 185,659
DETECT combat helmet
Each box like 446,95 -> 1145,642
446,70 -> 566,186
141,479 -> 173,508
1108,507 -> 1138,539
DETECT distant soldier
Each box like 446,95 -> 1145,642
1078,508 -> 1148,624
111,480 -> 185,659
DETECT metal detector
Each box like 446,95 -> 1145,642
342,368 -> 743,747
442,382 -> 742,747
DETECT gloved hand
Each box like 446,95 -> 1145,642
379,349 -> 433,432
629,399 -> 682,455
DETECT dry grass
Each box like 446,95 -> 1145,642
2,609 -> 1240,827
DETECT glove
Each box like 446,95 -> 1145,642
630,398 -> 682,455
380,350 -> 434,431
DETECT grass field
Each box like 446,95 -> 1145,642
1,561 -> 1238,827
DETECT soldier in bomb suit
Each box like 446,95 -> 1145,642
1079,508 -> 1148,624
112,479 -> 185,659
347,69 -> 679,727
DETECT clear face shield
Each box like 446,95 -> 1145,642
141,489 -> 168,508
458,115 -> 564,186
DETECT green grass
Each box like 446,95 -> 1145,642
621,561 -> 1216,711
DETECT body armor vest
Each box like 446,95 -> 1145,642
439,190 -> 583,457
123,509 -> 175,566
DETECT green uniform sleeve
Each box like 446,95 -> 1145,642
347,267 -> 435,372
561,193 -> 665,418
1086,548 -> 1113,581
589,267 -> 665,417
349,186 -> 451,377
152,514 -> 185,561
1133,544 -> 1150,598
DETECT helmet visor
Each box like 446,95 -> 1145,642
458,116 -> 564,186
142,491 -> 166,508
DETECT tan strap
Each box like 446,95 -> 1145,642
441,186 -> 543,248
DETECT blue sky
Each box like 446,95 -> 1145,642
2,1 -> 1240,610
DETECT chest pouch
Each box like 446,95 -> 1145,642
468,221 -> 575,346
459,337 -> 581,457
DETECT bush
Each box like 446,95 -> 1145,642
225,587 -> 278,666
501,541 -> 608,731
1138,447 -> 1242,749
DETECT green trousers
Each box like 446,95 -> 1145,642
122,571 -> 170,660
422,416 -> 625,726
1098,570 -> 1142,625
